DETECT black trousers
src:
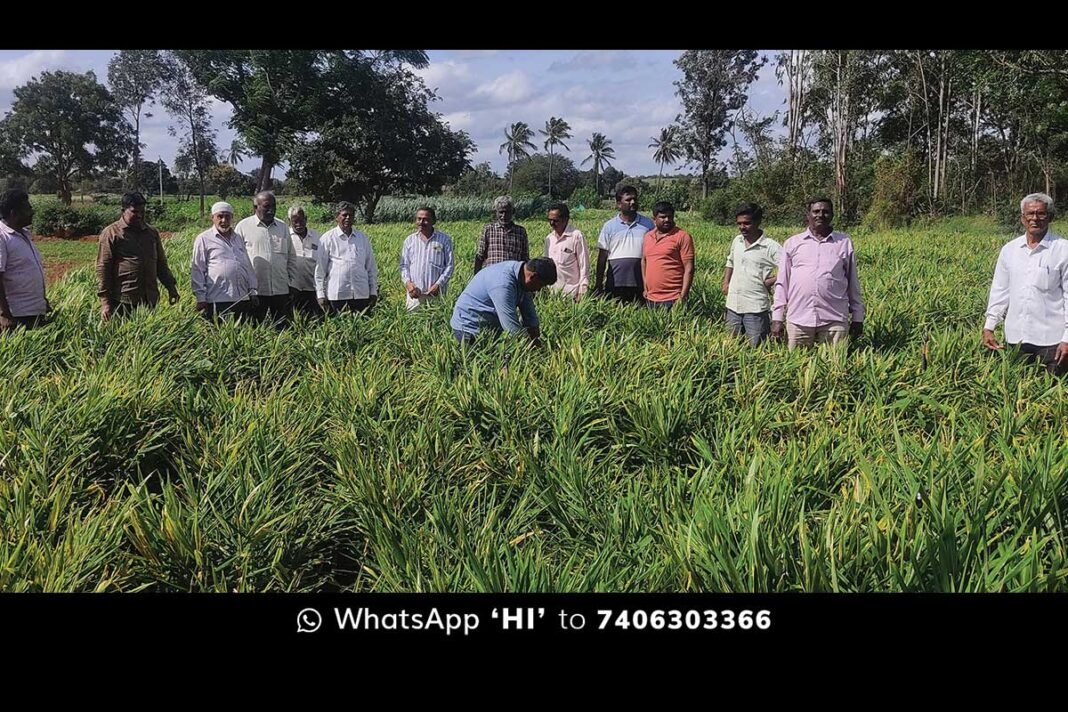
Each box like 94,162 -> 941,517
200,301 -> 256,323
1017,343 -> 1067,376
291,290 -> 322,318
0,313 -> 46,331
254,293 -> 293,326
328,299 -> 373,316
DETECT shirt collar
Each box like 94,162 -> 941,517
803,229 -> 837,242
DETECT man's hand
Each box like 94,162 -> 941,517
1055,342 -> 1068,366
168,288 -> 180,305
426,284 -> 439,297
101,302 -> 114,321
771,320 -> 785,341
406,281 -> 422,299
981,329 -> 1003,351
318,298 -> 330,313
849,321 -> 863,338
369,295 -> 378,307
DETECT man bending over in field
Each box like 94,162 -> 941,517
450,257 -> 557,347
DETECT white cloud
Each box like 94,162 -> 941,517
472,71 -> 534,106
0,50 -> 68,91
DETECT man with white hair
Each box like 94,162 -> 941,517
191,201 -> 258,322
287,204 -> 322,318
983,192 -> 1068,376
235,190 -> 296,326
473,195 -> 528,274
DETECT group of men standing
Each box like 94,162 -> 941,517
0,184 -> 1064,377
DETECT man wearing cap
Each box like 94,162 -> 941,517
191,201 -> 258,321
0,188 -> 49,331
235,190 -> 295,326
315,201 -> 379,315
96,191 -> 180,321
450,257 -> 557,346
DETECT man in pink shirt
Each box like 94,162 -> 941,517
543,202 -> 589,300
642,201 -> 695,309
771,198 -> 864,348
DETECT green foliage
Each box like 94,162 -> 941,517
32,202 -> 115,238
7,213 -> 1067,592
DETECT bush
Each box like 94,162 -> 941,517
567,187 -> 599,211
32,202 -> 115,238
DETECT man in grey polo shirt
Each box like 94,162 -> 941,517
722,202 -> 781,346
594,185 -> 653,304
0,189 -> 49,331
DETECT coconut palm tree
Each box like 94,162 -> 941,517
649,126 -> 683,194
498,122 -> 537,194
540,117 -> 572,198
581,132 -> 616,198
225,138 -> 248,167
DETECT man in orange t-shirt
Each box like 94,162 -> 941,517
641,201 -> 695,309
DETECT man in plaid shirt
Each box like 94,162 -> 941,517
474,195 -> 529,274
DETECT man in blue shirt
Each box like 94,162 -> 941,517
450,257 -> 558,346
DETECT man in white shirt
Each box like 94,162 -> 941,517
235,190 -> 296,326
287,204 -> 322,319
315,201 -> 379,316
982,192 -> 1068,376
399,206 -> 454,311
191,202 -> 258,322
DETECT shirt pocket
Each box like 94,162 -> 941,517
428,246 -> 447,267
270,235 -> 287,253
1039,265 -> 1061,293
556,247 -> 578,267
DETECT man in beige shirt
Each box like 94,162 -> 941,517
235,190 -> 296,326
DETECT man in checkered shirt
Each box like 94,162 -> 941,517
474,195 -> 529,274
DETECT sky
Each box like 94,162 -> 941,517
0,49 -> 789,181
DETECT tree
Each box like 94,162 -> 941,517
209,163 -> 255,200
448,162 -> 503,197
161,57 -> 218,216
509,153 -> 581,199
582,132 -> 616,197
775,50 -> 812,157
499,122 -> 537,194
674,50 -> 766,199
540,117 -> 572,198
649,126 -> 683,193
807,50 -> 885,218
107,50 -> 171,190
287,57 -> 472,223
225,138 -> 248,167
176,50 -> 429,194
134,158 -> 179,197
3,71 -> 134,205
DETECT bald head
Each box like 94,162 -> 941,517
254,191 -> 277,223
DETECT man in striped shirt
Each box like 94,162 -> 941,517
399,206 -> 454,311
